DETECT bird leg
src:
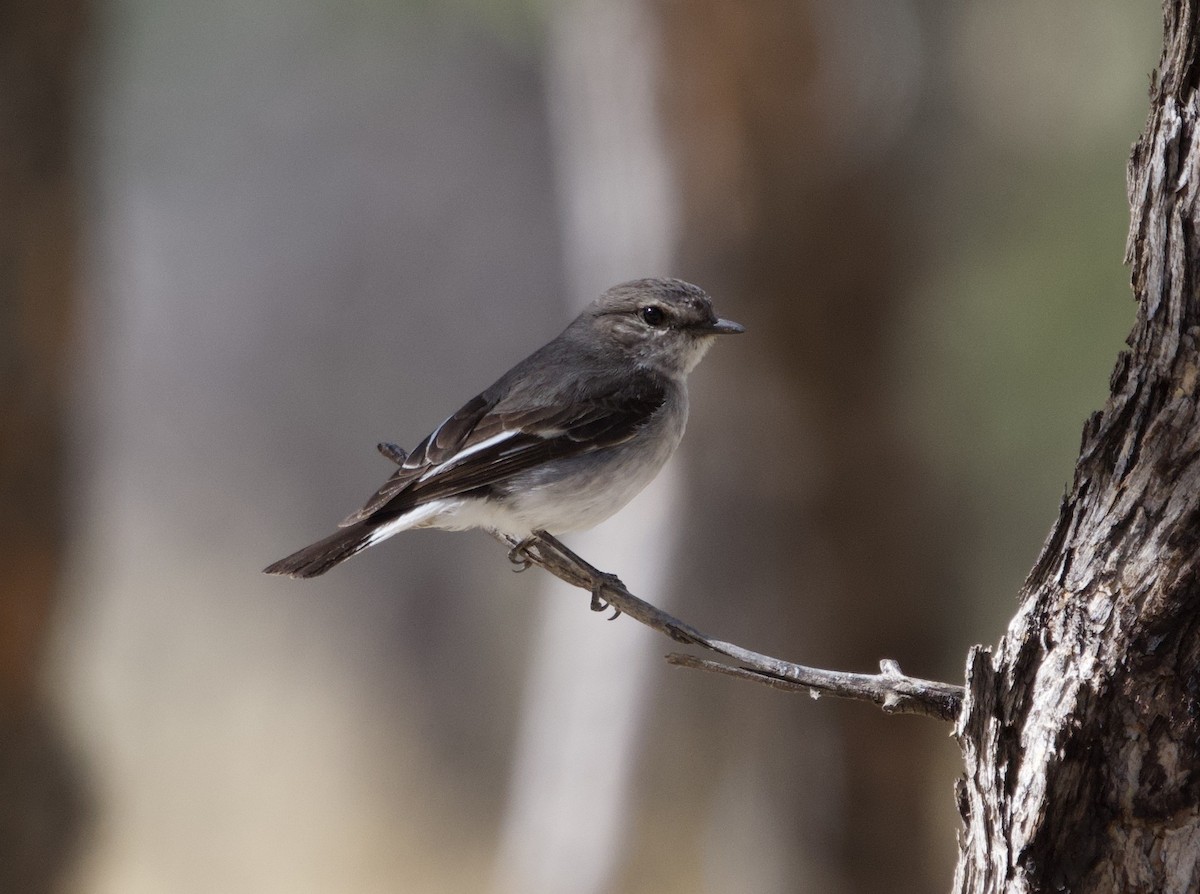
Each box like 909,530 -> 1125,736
531,531 -> 624,620
497,531 -> 623,618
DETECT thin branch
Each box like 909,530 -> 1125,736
496,529 -> 964,722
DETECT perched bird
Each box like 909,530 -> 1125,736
264,277 -> 743,579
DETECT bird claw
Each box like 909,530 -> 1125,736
507,530 -> 622,619
507,537 -> 536,572
590,571 -> 624,620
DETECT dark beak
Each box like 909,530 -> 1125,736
697,317 -> 745,335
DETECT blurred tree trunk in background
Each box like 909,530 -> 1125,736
955,4 -> 1200,891
491,2 -> 684,893
652,2 -> 956,891
0,0 -> 89,890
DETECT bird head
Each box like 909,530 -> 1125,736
583,277 -> 744,376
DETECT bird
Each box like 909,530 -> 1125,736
264,277 -> 743,579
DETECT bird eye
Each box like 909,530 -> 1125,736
640,305 -> 666,327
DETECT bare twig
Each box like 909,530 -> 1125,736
495,529 -> 963,722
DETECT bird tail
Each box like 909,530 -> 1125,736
264,520 -> 383,579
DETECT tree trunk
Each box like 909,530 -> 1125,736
654,3 -> 955,890
0,0 -> 90,890
954,3 -> 1200,891
490,2 -> 684,892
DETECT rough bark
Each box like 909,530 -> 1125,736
954,3 -> 1200,891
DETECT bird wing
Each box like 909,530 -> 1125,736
339,377 -> 668,526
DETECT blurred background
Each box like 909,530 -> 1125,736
2,1 -> 1159,892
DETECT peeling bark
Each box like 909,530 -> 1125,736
954,3 -> 1200,891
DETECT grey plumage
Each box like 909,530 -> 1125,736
264,277 -> 742,579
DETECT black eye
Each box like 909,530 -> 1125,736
640,305 -> 666,327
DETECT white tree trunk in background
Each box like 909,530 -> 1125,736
489,2 -> 681,893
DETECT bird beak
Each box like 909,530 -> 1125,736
697,317 -> 745,335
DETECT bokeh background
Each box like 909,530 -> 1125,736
3,1 -> 1160,892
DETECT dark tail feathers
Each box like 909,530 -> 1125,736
263,521 -> 378,579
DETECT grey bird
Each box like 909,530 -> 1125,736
264,277 -> 743,579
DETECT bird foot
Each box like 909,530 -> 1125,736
507,536 -> 536,572
590,572 -> 624,620
508,530 -> 622,619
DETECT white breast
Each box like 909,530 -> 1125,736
475,387 -> 689,537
